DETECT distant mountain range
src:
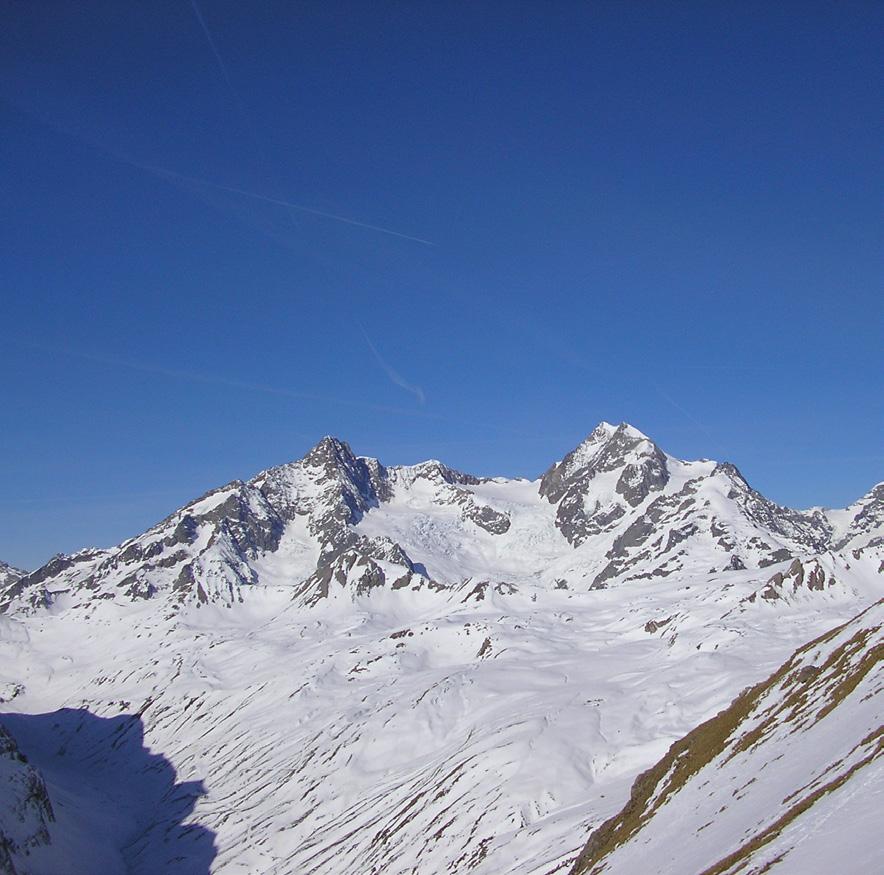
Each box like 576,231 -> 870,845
3,422 -> 880,613
1,423 -> 881,874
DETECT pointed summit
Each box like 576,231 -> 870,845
585,421 -> 619,442
586,421 -> 652,442
301,435 -> 357,469
540,422 -> 663,501
539,423 -> 669,546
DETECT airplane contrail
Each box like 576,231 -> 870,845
17,342 -> 441,420
654,385 -> 727,457
4,88 -> 435,247
358,324 -> 426,405
189,0 -> 237,99
187,0 -> 268,162
145,163 -> 437,246
190,0 -> 239,100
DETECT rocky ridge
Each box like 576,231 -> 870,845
2,424 -> 880,615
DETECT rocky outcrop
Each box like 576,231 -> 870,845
386,460 -> 509,534
713,463 -> 832,552
258,437 -> 391,563
743,557 -> 837,605
589,459 -> 838,587
831,482 -> 884,556
0,563 -> 25,592
0,563 -> 27,613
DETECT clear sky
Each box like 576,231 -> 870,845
1,2 -> 881,570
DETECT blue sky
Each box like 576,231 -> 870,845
1,2 -> 881,569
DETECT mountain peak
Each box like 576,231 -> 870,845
550,422 -> 659,482
301,435 -> 358,468
575,421 -> 655,455
537,422 -> 670,546
590,421 -> 651,441
587,421 -> 618,440
613,421 -> 651,441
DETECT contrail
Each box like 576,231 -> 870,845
187,0 -> 268,162
145,163 -> 436,246
358,324 -> 426,405
0,489 -> 188,506
654,385 -> 727,457
18,342 -> 441,420
4,99 -> 435,247
189,0 -> 237,100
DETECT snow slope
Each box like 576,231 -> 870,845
0,423 -> 881,874
570,598 -> 884,875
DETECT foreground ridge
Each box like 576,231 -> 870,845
570,599 -> 884,875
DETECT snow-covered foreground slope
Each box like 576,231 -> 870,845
1,423 -> 881,874
570,598 -> 884,875
3,560 -> 882,875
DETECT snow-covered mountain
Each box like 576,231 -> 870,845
3,422 -> 879,615
0,561 -> 25,596
1,423 -> 881,874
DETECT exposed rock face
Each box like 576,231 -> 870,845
384,460 -> 509,534
0,563 -> 25,591
2,550 -> 102,612
540,423 -> 669,546
593,479 -> 703,586
257,436 -> 390,562
462,500 -> 511,534
0,723 -> 54,874
743,557 -> 837,605
714,463 -> 832,552
0,564 -> 27,613
588,457 -> 838,588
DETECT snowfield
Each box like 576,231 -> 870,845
1,423 -> 881,874
570,599 -> 884,875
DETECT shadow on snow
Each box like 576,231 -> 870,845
1,707 -> 216,875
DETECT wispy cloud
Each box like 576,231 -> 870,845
358,324 -> 426,405
0,489 -> 186,506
